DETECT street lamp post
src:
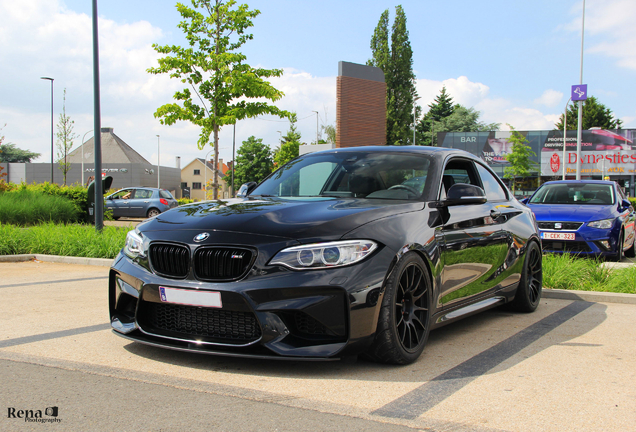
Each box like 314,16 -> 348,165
156,135 -> 160,188
563,97 -> 572,180
81,130 -> 93,186
232,123 -> 236,197
576,0 -> 586,180
413,96 -> 421,145
312,111 -> 319,145
40,77 -> 54,183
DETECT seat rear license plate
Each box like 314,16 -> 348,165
159,287 -> 222,308
541,232 -> 575,240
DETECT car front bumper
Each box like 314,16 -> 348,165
539,226 -> 619,256
108,246 -> 394,360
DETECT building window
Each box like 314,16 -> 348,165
181,182 -> 188,189
193,182 -> 202,190
194,169 -> 200,175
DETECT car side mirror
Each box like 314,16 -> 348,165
237,182 -> 257,198
621,199 -> 632,211
429,184 -> 487,208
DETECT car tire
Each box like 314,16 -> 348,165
508,241 -> 542,313
612,231 -> 624,262
625,234 -> 636,258
146,208 -> 160,218
365,252 -> 431,365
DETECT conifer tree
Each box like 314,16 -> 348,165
368,6 -> 417,146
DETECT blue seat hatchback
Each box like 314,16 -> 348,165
523,180 -> 635,260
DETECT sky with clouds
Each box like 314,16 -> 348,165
1,0 -> 635,169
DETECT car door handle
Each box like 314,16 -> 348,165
144,201 -> 150,203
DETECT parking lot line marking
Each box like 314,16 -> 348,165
0,276 -> 108,289
0,323 -> 111,349
372,301 -> 594,420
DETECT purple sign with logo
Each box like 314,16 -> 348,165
572,84 -> 588,101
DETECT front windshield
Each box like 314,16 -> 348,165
529,183 -> 615,205
251,151 -> 432,200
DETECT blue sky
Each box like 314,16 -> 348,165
1,0 -> 635,169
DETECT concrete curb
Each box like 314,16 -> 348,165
0,254 -> 114,267
543,288 -> 636,304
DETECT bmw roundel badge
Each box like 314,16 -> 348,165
193,232 -> 210,242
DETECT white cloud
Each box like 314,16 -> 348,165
534,89 -> 563,108
415,76 -> 490,109
566,0 -> 636,70
414,76 -> 558,131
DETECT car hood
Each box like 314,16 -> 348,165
528,203 -> 615,222
139,197 -> 424,242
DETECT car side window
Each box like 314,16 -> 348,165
136,190 -> 152,199
113,190 -> 132,199
439,158 -> 481,200
475,163 -> 508,201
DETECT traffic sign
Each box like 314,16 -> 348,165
572,84 -> 587,101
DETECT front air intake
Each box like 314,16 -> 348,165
194,247 -> 254,281
149,243 -> 190,278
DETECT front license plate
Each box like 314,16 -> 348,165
541,232 -> 575,240
159,287 -> 222,308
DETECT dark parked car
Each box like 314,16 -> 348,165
106,187 -> 178,219
523,180 -> 635,260
109,146 -> 542,364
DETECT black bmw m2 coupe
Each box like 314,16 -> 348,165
109,146 -> 542,364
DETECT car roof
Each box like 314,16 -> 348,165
304,145 -> 483,162
540,180 -> 615,186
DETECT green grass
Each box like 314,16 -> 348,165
543,253 -> 636,294
0,190 -> 82,225
0,222 -> 128,259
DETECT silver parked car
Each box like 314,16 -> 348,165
106,188 -> 178,219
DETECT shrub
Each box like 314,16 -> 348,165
0,189 -> 82,225
11,182 -> 88,215
177,198 -> 194,206
0,222 -> 128,259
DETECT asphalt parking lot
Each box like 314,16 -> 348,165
1,259 -> 635,432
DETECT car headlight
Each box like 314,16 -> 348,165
270,240 -> 377,270
587,218 -> 614,229
123,229 -> 146,259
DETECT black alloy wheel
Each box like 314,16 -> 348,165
509,241 -> 542,312
365,253 -> 431,365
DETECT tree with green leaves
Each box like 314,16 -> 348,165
273,113 -> 302,169
417,86 -> 456,145
55,89 -> 78,186
504,125 -> 538,194
555,96 -> 622,130
419,105 -> 499,146
368,6 -> 417,146
232,136 -> 273,186
321,124 -> 336,144
0,124 -> 41,163
148,0 -> 289,199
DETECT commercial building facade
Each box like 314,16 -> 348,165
438,128 -> 635,197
